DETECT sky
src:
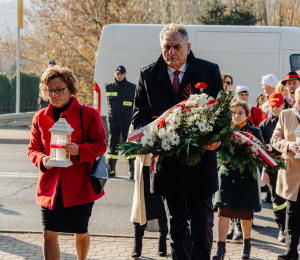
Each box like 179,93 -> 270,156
0,0 -> 32,40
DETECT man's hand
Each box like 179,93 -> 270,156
206,142 -> 221,151
288,142 -> 299,153
262,172 -> 270,185
42,156 -> 53,170
65,142 -> 80,156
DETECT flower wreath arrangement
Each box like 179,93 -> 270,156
218,129 -> 286,179
118,82 -> 236,171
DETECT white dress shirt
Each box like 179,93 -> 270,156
168,62 -> 188,84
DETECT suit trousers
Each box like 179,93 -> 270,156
286,188 -> 300,249
162,195 -> 214,260
107,124 -> 130,158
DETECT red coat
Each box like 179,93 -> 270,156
249,106 -> 264,127
28,97 -> 106,210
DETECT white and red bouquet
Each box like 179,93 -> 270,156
118,83 -> 236,171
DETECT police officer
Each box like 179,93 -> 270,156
106,65 -> 136,179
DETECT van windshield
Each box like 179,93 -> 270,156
290,54 -> 300,71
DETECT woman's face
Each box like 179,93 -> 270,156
237,92 -> 249,104
223,76 -> 232,92
281,85 -> 289,99
232,106 -> 248,125
47,77 -> 71,108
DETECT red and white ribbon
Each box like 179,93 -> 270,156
233,131 -> 277,167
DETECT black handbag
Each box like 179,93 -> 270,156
80,104 -> 108,194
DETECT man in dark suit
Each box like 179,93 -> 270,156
131,24 -> 223,260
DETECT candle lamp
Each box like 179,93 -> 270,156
294,125 -> 300,159
47,118 -> 74,167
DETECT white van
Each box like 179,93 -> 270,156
94,24 -> 300,117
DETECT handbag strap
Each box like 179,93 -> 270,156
80,104 -> 93,177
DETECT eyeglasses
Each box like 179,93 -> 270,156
225,81 -> 233,86
232,112 -> 245,116
47,87 -> 67,96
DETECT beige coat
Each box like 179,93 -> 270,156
128,125 -> 150,225
271,109 -> 300,202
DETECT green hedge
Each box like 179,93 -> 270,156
0,73 -> 11,103
10,71 -> 40,103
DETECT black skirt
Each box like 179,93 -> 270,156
41,183 -> 94,234
143,166 -> 167,232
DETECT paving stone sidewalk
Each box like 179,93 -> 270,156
0,232 -> 294,260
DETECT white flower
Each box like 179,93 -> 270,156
207,96 -> 215,101
196,122 -> 207,132
170,134 -> 180,146
266,144 -> 273,152
173,108 -> 182,117
158,128 -> 168,138
165,114 -> 173,123
161,140 -> 172,151
206,125 -> 213,132
194,114 -> 201,120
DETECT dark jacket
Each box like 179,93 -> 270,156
284,96 -> 292,109
132,51 -> 223,198
106,78 -> 136,126
214,123 -> 263,210
259,115 -> 281,156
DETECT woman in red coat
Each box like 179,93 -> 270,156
28,66 -> 106,260
235,85 -> 264,127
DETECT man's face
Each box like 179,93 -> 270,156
286,79 -> 300,95
237,92 -> 249,104
262,85 -> 274,95
270,104 -> 284,118
161,32 -> 191,70
115,72 -> 126,82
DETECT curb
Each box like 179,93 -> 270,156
0,230 -> 284,247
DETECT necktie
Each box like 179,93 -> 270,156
173,70 -> 181,94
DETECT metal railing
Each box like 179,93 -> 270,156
0,101 -> 37,114
0,111 -> 36,127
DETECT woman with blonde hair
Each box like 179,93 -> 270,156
271,87 -> 300,260
275,80 -> 289,100
28,66 -> 106,260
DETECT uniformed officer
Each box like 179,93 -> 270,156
106,65 -> 136,179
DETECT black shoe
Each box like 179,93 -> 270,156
263,192 -> 272,203
213,241 -> 226,260
131,236 -> 142,258
128,159 -> 135,180
278,250 -> 298,260
233,222 -> 243,241
278,231 -> 286,243
241,239 -> 251,259
158,230 -> 167,257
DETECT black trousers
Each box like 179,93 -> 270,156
162,195 -> 214,260
268,171 -> 286,231
107,124 -> 130,159
286,188 -> 300,249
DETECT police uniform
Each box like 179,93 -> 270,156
106,66 -> 136,178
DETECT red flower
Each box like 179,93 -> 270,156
178,104 -> 185,109
278,156 -> 281,159
254,152 -> 257,155
231,136 -> 235,140
249,136 -> 253,140
159,119 -> 165,128
260,159 -> 264,162
249,150 -> 252,154
195,82 -> 208,90
271,153 -> 274,157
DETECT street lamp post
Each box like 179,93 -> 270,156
16,0 -> 23,113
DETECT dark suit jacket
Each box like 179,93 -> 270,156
284,96 -> 292,109
132,51 -> 223,198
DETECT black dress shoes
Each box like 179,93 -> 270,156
278,250 -> 299,260
241,238 -> 251,259
157,230 -> 167,256
213,241 -> 226,260
131,237 -> 142,258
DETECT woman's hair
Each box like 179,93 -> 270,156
231,100 -> 250,118
274,80 -> 284,94
221,73 -> 233,84
39,65 -> 78,101
295,87 -> 300,100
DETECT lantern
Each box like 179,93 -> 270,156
294,125 -> 300,159
47,118 -> 74,167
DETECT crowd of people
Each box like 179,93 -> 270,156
27,23 -> 300,260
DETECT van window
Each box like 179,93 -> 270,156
290,54 -> 300,71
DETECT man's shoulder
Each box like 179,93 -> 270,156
194,57 -> 217,69
105,82 -> 116,89
259,117 -> 272,128
140,61 -> 156,74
